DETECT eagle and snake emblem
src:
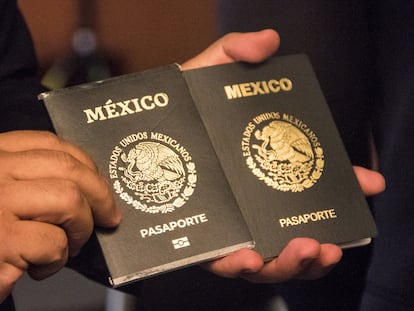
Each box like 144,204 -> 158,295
246,119 -> 324,192
112,138 -> 196,213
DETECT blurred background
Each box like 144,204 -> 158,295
19,0 -> 218,85
13,1 -> 218,310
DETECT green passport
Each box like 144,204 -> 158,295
40,65 -> 253,286
40,54 -> 377,286
183,54 -> 377,260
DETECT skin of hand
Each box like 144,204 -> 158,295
182,29 -> 386,283
0,130 -> 121,302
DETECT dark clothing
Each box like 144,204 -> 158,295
0,0 -> 52,309
0,0 -> 52,133
219,0 -> 414,310
1,296 -> 15,311
362,2 -> 414,310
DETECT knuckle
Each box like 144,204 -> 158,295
48,228 -> 69,262
54,150 -> 79,172
36,131 -> 63,148
59,181 -> 86,214
99,178 -> 114,206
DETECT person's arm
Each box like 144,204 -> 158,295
182,29 -> 386,283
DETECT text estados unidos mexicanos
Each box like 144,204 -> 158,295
140,213 -> 208,238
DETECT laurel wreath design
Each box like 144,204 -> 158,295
113,162 -> 197,213
246,147 -> 324,192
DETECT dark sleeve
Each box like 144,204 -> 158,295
0,0 -> 53,132
0,1 -> 52,305
1,295 -> 15,310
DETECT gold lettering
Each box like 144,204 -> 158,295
140,95 -> 155,110
83,106 -> 107,123
83,93 -> 169,124
224,78 -> 292,100
224,85 -> 242,99
279,209 -> 337,228
154,93 -> 169,107
240,83 -> 253,96
267,79 -> 280,92
140,213 -> 208,238
104,99 -> 120,119
117,100 -> 135,116
250,81 -> 266,94
280,78 -> 293,91
131,98 -> 143,112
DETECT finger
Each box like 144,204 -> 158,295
201,248 -> 264,278
0,130 -> 121,227
1,180 -> 93,256
0,149 -> 121,228
0,130 -> 96,170
353,166 -> 386,196
0,262 -> 23,303
241,238 -> 342,283
295,243 -> 342,280
241,238 -> 321,283
0,212 -> 68,275
182,29 -> 280,70
27,261 -> 66,281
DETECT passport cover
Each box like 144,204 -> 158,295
40,65 -> 253,286
40,54 -> 377,285
183,54 -> 377,260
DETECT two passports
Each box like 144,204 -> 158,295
40,55 -> 377,287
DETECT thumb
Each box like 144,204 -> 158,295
182,29 -> 280,70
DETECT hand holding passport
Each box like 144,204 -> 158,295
40,29 -> 384,286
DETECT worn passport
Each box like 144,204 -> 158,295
183,54 -> 377,260
40,65 -> 253,286
40,54 -> 377,285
